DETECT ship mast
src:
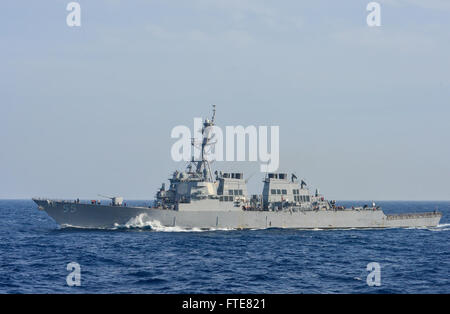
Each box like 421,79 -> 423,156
189,105 -> 216,182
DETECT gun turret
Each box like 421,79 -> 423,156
98,194 -> 123,206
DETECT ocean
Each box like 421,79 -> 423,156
0,200 -> 448,294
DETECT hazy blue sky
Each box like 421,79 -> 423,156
1,0 -> 449,200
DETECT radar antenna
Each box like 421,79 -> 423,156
211,104 -> 216,124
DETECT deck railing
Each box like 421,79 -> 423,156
386,212 -> 441,220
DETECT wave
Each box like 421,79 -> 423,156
59,224 -> 113,230
114,214 -> 236,232
428,223 -> 450,232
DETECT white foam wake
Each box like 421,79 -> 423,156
114,214 -> 235,232
428,223 -> 450,232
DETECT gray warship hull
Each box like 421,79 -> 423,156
33,199 -> 442,230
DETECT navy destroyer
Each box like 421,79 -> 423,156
33,107 -> 442,229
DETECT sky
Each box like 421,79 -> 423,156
1,0 -> 449,200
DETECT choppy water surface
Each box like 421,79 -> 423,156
0,200 -> 448,293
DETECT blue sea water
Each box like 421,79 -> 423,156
0,200 -> 448,294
